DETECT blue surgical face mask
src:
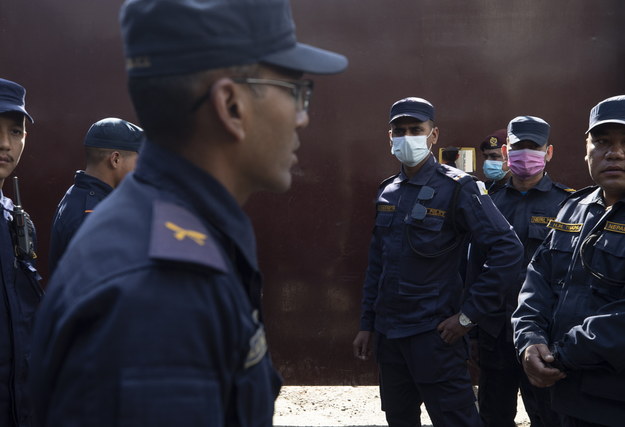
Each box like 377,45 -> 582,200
391,129 -> 433,167
482,160 -> 507,181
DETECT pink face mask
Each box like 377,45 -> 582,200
507,149 -> 546,179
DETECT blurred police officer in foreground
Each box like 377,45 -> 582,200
471,116 -> 573,426
352,97 -> 523,427
479,128 -> 510,194
29,0 -> 347,425
0,78 -> 42,426
49,117 -> 142,273
513,96 -> 625,427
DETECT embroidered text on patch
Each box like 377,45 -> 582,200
426,208 -> 446,218
165,221 -> 207,245
604,221 -> 625,234
377,205 -> 396,212
546,220 -> 582,233
531,216 -> 554,225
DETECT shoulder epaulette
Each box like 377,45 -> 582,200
553,182 -> 576,193
379,173 -> 400,188
149,199 -> 228,273
565,185 -> 597,199
436,165 -> 473,185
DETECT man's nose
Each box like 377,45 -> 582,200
296,110 -> 310,128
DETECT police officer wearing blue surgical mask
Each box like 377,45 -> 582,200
353,97 -> 523,427
513,96 -> 625,427
470,116 -> 573,426
479,129 -> 510,194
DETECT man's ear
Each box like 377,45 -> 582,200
210,78 -> 246,141
501,144 -> 509,161
430,126 -> 439,146
109,151 -> 121,168
545,144 -> 554,162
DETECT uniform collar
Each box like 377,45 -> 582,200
74,171 -> 114,194
135,142 -> 258,270
398,154 -> 437,186
579,186 -> 607,207
504,172 -> 553,193
0,191 -> 13,221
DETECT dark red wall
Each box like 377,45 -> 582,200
1,0 -> 623,385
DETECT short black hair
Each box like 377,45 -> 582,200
85,146 -> 135,167
127,64 -> 260,149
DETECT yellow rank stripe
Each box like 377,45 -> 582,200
546,220 -> 582,233
377,205 -> 396,212
605,221 -> 625,234
531,216 -> 554,225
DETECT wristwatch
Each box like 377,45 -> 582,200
458,312 -> 475,327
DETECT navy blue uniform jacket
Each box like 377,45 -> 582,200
513,187 -> 625,426
0,193 -> 42,427
30,143 -> 281,426
49,171 -> 113,273
471,174 -> 574,341
360,155 -> 523,339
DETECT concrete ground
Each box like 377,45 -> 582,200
273,386 -> 530,427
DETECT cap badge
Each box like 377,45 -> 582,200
489,137 -> 498,147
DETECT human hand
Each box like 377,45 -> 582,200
521,344 -> 566,387
352,331 -> 372,361
437,313 -> 472,344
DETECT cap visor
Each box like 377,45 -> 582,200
389,113 -> 430,124
586,119 -> 625,134
261,42 -> 348,75
0,106 -> 33,123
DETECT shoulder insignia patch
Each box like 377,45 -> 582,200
546,220 -> 582,233
165,221 -> 207,245
244,324 -> 268,369
605,221 -> 625,234
531,216 -> 554,225
149,200 -> 227,273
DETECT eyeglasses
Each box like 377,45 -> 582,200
232,78 -> 314,113
410,186 -> 435,220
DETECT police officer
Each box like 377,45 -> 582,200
0,78 -> 42,426
29,0 -> 347,425
441,146 -> 460,168
352,97 -> 523,427
513,95 -> 625,427
49,117 -> 142,273
471,116 -> 574,426
479,128 -> 510,194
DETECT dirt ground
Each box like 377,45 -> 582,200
273,386 -> 531,427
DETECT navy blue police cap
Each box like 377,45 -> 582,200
479,129 -> 507,151
0,78 -> 34,123
120,0 -> 348,78
389,97 -> 435,124
507,116 -> 550,146
84,118 -> 144,152
587,95 -> 625,133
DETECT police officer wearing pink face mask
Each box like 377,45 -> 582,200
468,115 -> 574,426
